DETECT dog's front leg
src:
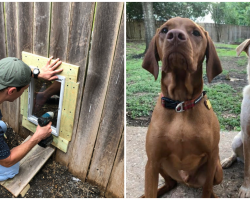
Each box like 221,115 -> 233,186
239,134 -> 250,198
202,149 -> 219,198
144,160 -> 159,198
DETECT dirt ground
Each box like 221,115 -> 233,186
0,128 -> 101,198
126,127 -> 243,198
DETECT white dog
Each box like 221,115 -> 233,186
221,39 -> 250,198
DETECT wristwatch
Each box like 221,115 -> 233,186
33,68 -> 40,79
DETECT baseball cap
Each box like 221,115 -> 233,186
0,57 -> 31,90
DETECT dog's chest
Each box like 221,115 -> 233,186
151,117 -> 213,150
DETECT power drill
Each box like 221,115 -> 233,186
38,112 -> 54,148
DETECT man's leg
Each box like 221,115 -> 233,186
0,162 -> 20,181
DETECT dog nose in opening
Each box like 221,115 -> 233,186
167,29 -> 187,44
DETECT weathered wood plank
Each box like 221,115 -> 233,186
17,2 -> 33,59
18,2 -> 34,138
0,0 -> 3,109
0,136 -> 55,197
33,2 -> 51,57
68,2 -> 124,180
0,2 -> 6,59
55,2 -> 95,166
49,2 -> 71,61
105,134 -> 124,198
87,12 -> 124,195
5,2 -> 18,57
20,184 -> 30,197
5,2 -> 19,133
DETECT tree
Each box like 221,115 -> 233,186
142,2 -> 155,53
126,2 -> 144,21
126,2 -> 211,21
210,2 -> 250,27
223,3 -> 250,26
210,2 -> 226,42
153,2 -> 211,21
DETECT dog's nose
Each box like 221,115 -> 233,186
166,29 -> 187,44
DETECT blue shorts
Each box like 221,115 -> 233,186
0,108 -> 19,181
0,162 -> 20,181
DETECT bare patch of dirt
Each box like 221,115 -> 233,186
0,128 -> 101,198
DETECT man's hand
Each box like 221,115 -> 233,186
39,56 -> 63,81
31,122 -> 52,143
0,122 -> 53,167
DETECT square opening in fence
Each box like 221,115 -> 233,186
27,75 -> 65,137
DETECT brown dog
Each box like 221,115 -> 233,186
142,17 -> 223,198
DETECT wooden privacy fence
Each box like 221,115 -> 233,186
127,20 -> 250,43
0,2 -> 124,198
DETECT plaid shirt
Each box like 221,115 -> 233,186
0,110 -> 10,160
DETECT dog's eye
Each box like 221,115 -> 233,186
193,30 -> 201,37
161,28 -> 168,34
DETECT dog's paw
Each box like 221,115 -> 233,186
239,185 -> 250,198
221,157 -> 235,169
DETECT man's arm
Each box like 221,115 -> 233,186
30,56 -> 63,81
0,122 -> 52,167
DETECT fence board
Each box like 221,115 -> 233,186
0,3 -> 6,112
29,2 -> 51,138
87,13 -> 124,195
5,2 -> 18,57
5,2 -> 19,133
68,2 -> 123,181
105,134 -> 124,198
0,3 -> 6,60
33,2 -> 51,57
49,2 -> 71,61
55,2 -> 95,166
17,2 -> 33,59
18,2 -> 34,138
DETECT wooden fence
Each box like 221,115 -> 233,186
127,20 -> 250,43
0,2 -> 124,198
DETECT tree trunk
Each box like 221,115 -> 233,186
142,2 -> 155,53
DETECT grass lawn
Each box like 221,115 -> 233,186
126,41 -> 247,131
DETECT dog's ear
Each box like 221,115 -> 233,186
142,35 -> 160,80
236,39 -> 250,57
204,31 -> 222,83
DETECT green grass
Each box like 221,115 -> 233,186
237,58 -> 248,67
204,84 -> 242,131
127,42 -> 244,131
126,47 -> 161,118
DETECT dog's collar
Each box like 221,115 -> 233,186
161,91 -> 207,112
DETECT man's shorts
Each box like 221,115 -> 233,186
0,162 -> 20,181
0,110 -> 20,181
